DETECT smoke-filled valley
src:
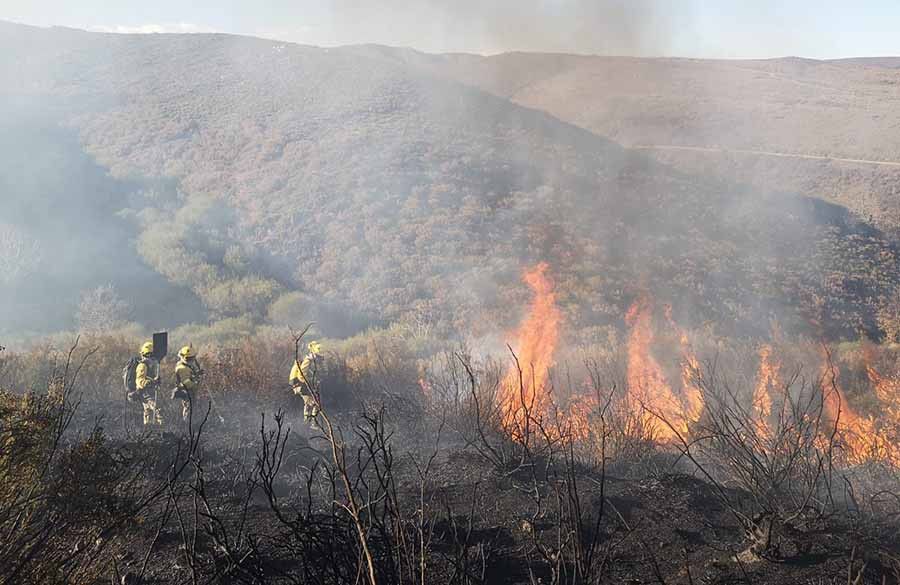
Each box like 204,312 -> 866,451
5,18 -> 900,585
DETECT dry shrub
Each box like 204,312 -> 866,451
0,343 -> 158,585
573,342 -> 661,468
64,334 -> 140,402
0,332 -> 383,413
331,327 -> 426,413
193,328 -> 424,418
672,343 -> 868,560
0,342 -> 58,394
420,340 -> 667,474
422,350 -> 503,437
0,322 -> 432,424
588,392 -> 660,467
201,334 -> 294,401
0,335 -> 139,403
0,390 -> 58,495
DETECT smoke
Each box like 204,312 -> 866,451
0,98 -> 205,341
294,0 -> 676,56
0,15 -> 894,350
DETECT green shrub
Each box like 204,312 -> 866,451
200,276 -> 282,318
267,290 -> 315,326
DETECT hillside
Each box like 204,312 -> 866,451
1,22 -> 899,341
393,50 -> 900,235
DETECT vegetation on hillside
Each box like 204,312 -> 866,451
410,49 -> 900,235
2,23 -> 900,344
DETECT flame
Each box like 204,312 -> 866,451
751,345 -> 780,440
565,393 -> 599,442
500,263 -> 562,433
625,297 -> 688,441
854,345 -> 900,464
664,305 -> 705,422
863,344 -> 900,424
678,336 -> 705,422
819,350 -> 888,465
866,363 -> 895,405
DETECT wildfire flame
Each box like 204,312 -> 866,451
850,344 -> 900,464
664,305 -> 705,422
494,265 -> 897,468
500,263 -> 562,433
679,337 -> 705,422
625,297 -> 690,441
819,350 -> 888,465
565,393 -> 600,442
751,345 -> 780,440
863,343 -> 900,425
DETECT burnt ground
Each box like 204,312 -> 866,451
65,396 -> 900,584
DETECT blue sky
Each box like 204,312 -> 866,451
2,0 -> 899,58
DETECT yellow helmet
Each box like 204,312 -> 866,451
307,341 -> 322,356
178,345 -> 196,359
140,341 -> 154,357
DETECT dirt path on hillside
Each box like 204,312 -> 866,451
632,144 -> 900,168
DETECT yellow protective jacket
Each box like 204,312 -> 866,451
175,359 -> 200,392
136,358 -> 159,391
289,354 -> 315,387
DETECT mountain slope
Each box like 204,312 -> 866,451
1,22 -> 898,340
394,50 -> 900,235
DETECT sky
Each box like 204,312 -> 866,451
2,0 -> 900,59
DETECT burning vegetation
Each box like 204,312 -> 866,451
499,263 -> 562,435
493,263 -> 900,471
5,21 -> 900,585
4,265 -> 900,584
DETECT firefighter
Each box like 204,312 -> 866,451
290,341 -> 322,429
136,341 -> 163,426
172,345 -> 202,423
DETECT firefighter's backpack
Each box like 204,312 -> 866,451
123,357 -> 141,402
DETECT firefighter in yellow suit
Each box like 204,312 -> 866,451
173,345 -> 202,423
290,341 -> 322,429
136,341 -> 163,426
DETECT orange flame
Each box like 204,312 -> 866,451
751,345 -> 779,439
852,344 -> 900,464
819,350 -> 888,464
664,306 -> 705,422
678,336 -> 705,422
565,393 -> 599,442
863,344 -> 900,424
625,297 -> 688,441
500,263 -> 562,433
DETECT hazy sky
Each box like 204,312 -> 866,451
2,0 -> 899,58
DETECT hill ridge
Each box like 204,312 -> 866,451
2,21 -> 899,343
